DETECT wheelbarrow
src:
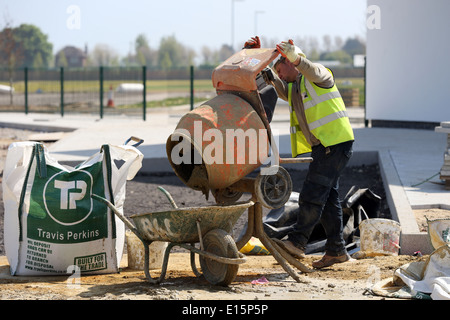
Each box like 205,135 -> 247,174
91,187 -> 253,286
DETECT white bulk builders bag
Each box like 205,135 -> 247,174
2,141 -> 143,275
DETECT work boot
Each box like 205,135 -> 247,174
312,253 -> 352,269
272,239 -> 306,259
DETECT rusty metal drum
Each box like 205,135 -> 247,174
166,93 -> 269,194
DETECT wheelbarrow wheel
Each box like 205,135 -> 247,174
255,165 -> 292,209
199,229 -> 239,286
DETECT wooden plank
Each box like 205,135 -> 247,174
28,132 -> 66,142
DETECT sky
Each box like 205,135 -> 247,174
0,0 -> 368,58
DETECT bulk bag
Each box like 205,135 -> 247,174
2,141 -> 143,275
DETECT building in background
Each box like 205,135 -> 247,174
55,45 -> 87,68
366,0 -> 450,128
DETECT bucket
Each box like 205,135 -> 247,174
359,218 -> 401,256
126,231 -> 168,270
166,93 -> 269,194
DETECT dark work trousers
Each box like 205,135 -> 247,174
287,140 -> 354,257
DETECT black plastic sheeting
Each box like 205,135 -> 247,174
262,186 -> 382,254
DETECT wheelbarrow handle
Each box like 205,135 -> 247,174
91,194 -> 145,243
124,136 -> 144,147
279,157 -> 313,164
157,186 -> 178,209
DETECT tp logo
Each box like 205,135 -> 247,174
43,170 -> 94,226
54,180 -> 87,210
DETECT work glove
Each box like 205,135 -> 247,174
244,36 -> 261,49
276,39 -> 306,63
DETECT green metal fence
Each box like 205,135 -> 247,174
0,65 -> 364,121
0,66 -> 216,120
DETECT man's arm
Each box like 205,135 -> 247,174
278,40 -> 335,88
269,71 -> 289,102
295,57 -> 335,88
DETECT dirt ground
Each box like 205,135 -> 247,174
414,208 -> 450,232
0,127 -> 442,302
0,253 -> 423,301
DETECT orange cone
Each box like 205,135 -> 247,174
107,85 -> 114,107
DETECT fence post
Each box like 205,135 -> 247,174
99,66 -> 104,119
190,65 -> 194,111
364,56 -> 368,128
24,67 -> 28,115
60,67 -> 64,117
143,66 -> 147,121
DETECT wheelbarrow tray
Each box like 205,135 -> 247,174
130,201 -> 254,243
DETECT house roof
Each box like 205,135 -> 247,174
57,46 -> 87,58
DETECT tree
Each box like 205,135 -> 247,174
307,36 -> 320,55
158,35 -> 196,70
200,45 -> 214,67
183,47 -> 196,66
32,52 -> 44,68
55,50 -> 68,68
342,37 -> 366,57
0,19 -> 24,105
0,27 -> 22,69
308,48 -> 320,61
334,36 -> 344,51
158,35 -> 183,70
89,44 -> 119,66
135,33 -> 157,67
320,50 -> 352,64
135,34 -> 150,52
323,35 -> 332,53
218,44 -> 233,63
160,51 -> 172,70
9,24 -> 53,68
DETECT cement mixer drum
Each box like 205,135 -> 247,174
166,93 -> 270,197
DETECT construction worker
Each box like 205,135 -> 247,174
259,38 -> 355,268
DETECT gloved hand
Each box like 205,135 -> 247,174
276,39 -> 306,63
244,36 -> 261,49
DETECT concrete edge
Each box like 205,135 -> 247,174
0,121 -> 77,133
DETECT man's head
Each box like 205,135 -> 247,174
273,56 -> 299,82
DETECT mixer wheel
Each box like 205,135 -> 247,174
199,229 -> 239,286
255,165 -> 292,209
213,188 -> 243,205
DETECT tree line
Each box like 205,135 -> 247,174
0,23 -> 365,71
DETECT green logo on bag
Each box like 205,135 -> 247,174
28,162 -> 108,243
43,170 -> 94,226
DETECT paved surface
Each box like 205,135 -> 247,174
1,100 -> 449,254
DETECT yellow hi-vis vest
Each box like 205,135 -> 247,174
288,71 -> 354,157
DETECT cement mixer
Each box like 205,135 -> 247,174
166,48 -> 315,282
166,48 -> 312,209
